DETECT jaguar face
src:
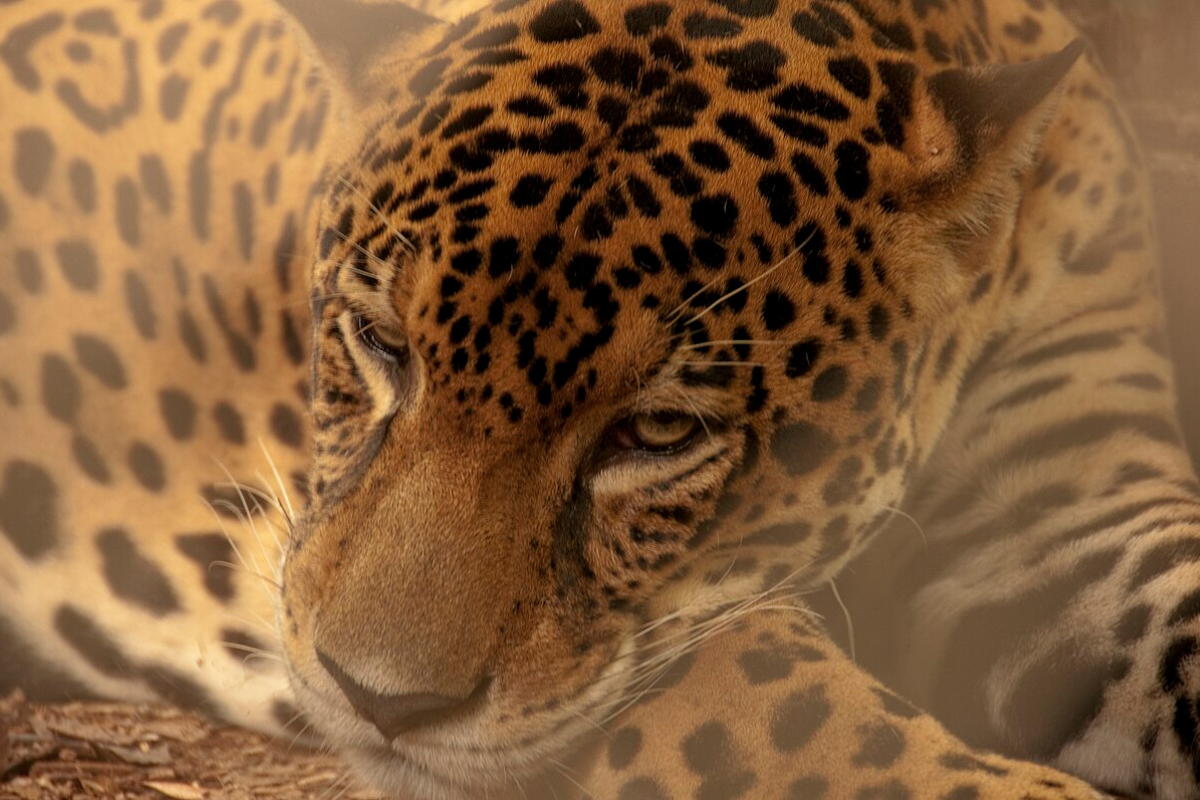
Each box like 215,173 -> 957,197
275,0 -> 1078,793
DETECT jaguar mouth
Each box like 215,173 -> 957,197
343,730 -> 604,800
342,745 -> 486,800
284,631 -> 636,799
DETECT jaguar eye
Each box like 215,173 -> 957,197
616,412 -> 702,453
353,313 -> 408,364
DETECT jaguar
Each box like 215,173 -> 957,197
2,0 -> 1198,797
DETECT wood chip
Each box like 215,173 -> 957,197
136,718 -> 210,745
96,741 -> 172,766
44,720 -> 137,747
145,780 -> 207,800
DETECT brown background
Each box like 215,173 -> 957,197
1060,0 -> 1200,463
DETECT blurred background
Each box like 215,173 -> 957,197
1058,0 -> 1200,463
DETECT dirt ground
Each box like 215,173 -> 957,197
2,3 -> 1198,800
0,693 -> 380,800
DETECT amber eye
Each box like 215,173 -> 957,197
617,412 -> 702,453
353,313 -> 408,364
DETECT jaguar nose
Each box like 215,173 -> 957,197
316,649 -> 481,739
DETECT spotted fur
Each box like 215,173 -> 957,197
1,0 -> 1196,798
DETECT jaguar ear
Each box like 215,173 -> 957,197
928,40 -> 1085,171
277,0 -> 442,105
899,40 -> 1086,211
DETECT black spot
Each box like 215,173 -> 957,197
939,788 -> 979,800
738,647 -> 793,684
758,171 -> 797,227
0,460 -> 60,560
812,366 -> 847,402
822,456 -> 862,504
271,699 -> 306,733
855,781 -> 912,800
72,434 -> 111,483
68,159 -> 97,211
221,628 -> 273,670
270,403 -> 303,449
1167,589 -> 1200,627
762,290 -> 794,330
511,174 -> 554,208
124,271 -> 157,339
14,251 -> 43,295
608,726 -> 643,769
772,421 -> 836,476
0,291 -> 13,335
159,74 -> 189,121
852,721 -> 905,767
74,334 -> 127,389
689,140 -> 731,172
691,194 -> 739,236
139,153 -> 172,213
407,56 -> 450,97
97,528 -> 180,616
139,665 -> 220,716
716,113 -> 775,158
14,127 -> 54,195
773,83 -> 850,120
1,13 -> 66,91
156,21 -> 188,63
650,151 -> 701,196
42,353 -> 81,424
834,140 -> 871,199
618,778 -> 669,800
442,105 -> 493,139
232,181 -> 254,260
213,402 -> 245,444
565,253 -> 600,290
771,685 -> 831,752
590,47 -> 646,92
54,605 -> 134,677
529,0 -> 600,42
788,777 -> 829,799
73,8 -> 118,34
128,442 -> 167,492
159,389 -> 197,440
842,259 -> 864,298
115,177 -> 140,247
712,0 -> 777,17
683,12 -> 743,39
176,533 -> 236,602
625,3 -> 671,36
854,378 -> 883,413
708,41 -> 785,92
872,687 -> 921,719
796,224 -> 830,283
682,720 -> 756,799
188,151 -> 209,239
790,152 -> 829,196
828,56 -> 872,98
868,305 -> 890,340
1161,636 -> 1199,698
55,239 -> 100,291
